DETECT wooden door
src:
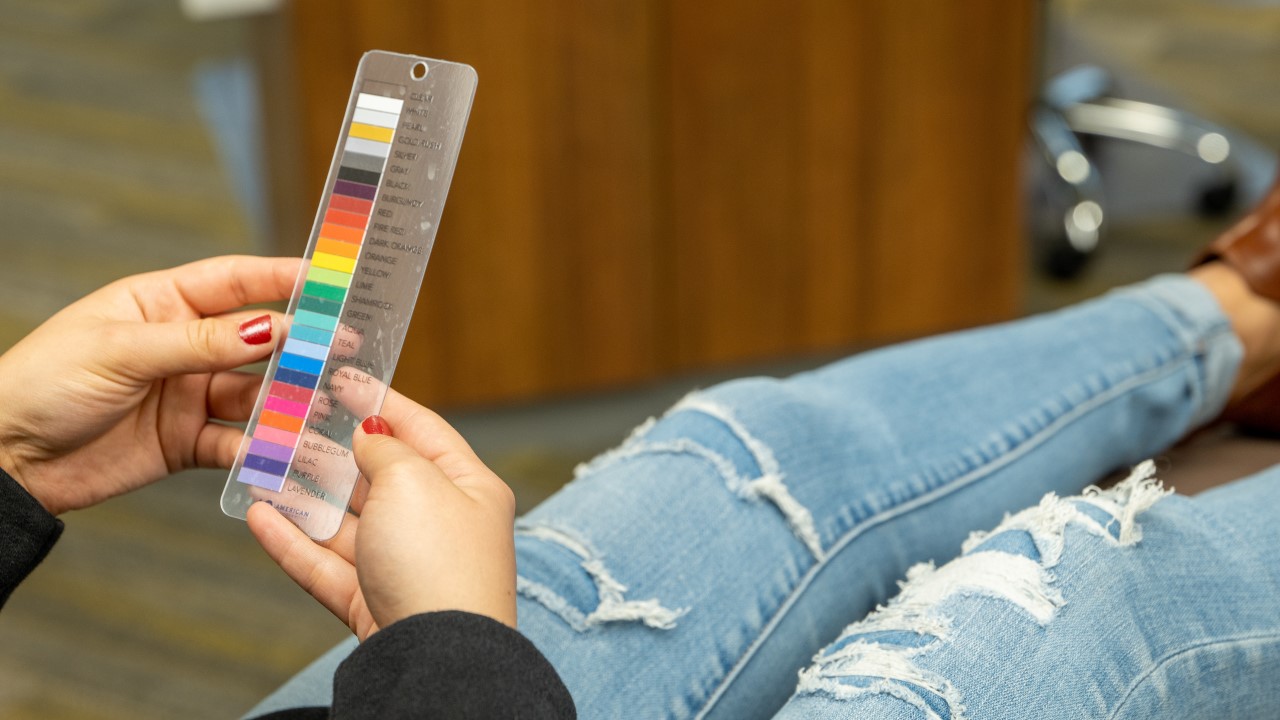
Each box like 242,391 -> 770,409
273,0 -> 1035,407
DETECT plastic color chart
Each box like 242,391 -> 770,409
235,91 -> 402,493
222,51 -> 477,539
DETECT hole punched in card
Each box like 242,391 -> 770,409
221,51 -> 477,540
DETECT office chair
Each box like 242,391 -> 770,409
1028,64 -> 1241,278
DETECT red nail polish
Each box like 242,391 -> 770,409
362,415 -> 391,436
238,314 -> 272,345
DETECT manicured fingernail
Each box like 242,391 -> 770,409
238,314 -> 272,345
362,415 -> 391,435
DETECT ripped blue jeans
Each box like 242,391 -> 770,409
245,276 -> 1280,719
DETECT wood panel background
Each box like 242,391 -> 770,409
277,0 -> 1036,408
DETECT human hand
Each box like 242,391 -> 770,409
0,255 -> 299,514
247,389 -> 517,641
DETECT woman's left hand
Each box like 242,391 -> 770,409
248,388 -> 518,641
0,255 -> 299,514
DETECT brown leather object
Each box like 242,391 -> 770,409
1157,424 -> 1280,496
1192,178 -> 1280,303
1192,174 -> 1280,434
1219,376 -> 1280,437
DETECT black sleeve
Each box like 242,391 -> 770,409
332,611 -> 575,719
2,464 -> 571,719
254,611 -> 575,720
0,466 -> 63,609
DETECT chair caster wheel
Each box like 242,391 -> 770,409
1038,236 -> 1092,280
1197,179 -> 1237,217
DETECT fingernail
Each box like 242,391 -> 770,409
362,415 -> 391,435
238,314 -> 272,345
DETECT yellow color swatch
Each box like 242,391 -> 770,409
348,122 -> 395,143
311,251 -> 356,274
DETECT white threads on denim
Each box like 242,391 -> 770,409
1077,460 -> 1169,545
671,395 -> 784,478
515,524 -> 688,631
673,394 -> 824,557
962,460 -> 1170,566
899,554 -> 1063,626
738,472 -> 823,558
580,437 -> 739,491
572,393 -> 825,559
796,557 -> 968,718
572,416 -> 658,479
844,602 -> 953,644
798,645 -> 965,720
797,461 -> 1171,717
795,556 -> 1050,719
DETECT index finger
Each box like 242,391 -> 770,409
137,255 -> 301,316
329,370 -> 485,481
377,390 -> 492,484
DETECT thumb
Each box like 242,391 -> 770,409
110,313 -> 278,379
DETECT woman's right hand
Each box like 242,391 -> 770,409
247,390 -> 517,641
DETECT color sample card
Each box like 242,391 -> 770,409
221,51 -> 477,540
234,91 -> 402,494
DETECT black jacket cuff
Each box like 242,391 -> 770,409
0,466 -> 63,608
331,610 -> 575,719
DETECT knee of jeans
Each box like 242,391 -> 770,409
514,522 -> 689,633
570,382 -> 827,559
516,381 -> 841,633
791,461 -> 1172,720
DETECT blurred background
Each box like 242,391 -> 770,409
0,0 -> 1276,717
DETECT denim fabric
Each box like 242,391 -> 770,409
775,465 -> 1280,719
245,276 -> 1273,719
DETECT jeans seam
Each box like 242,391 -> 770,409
1106,632 -> 1280,720
695,351 -> 1201,720
1112,286 -> 1238,426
